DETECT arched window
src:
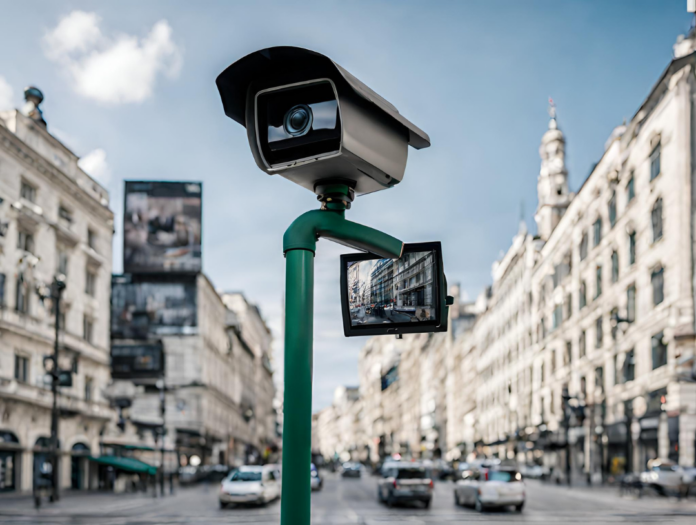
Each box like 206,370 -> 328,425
651,198 -> 663,242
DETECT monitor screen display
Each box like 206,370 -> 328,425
346,250 -> 437,327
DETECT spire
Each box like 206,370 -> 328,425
548,97 -> 557,130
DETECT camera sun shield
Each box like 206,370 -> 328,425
216,46 -> 431,197
340,242 -> 448,337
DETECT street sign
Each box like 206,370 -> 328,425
57,370 -> 72,387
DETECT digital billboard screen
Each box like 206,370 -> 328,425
111,275 -> 197,339
123,181 -> 202,274
111,342 -> 164,380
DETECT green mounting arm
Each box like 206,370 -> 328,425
280,203 -> 403,525
283,209 -> 404,258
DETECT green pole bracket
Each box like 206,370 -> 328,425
280,186 -> 403,525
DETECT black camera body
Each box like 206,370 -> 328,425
216,47 -> 430,196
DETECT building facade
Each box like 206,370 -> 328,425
0,89 -> 115,492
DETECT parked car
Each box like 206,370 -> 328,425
310,463 -> 323,491
378,463 -> 433,508
519,464 -> 548,480
219,465 -> 281,508
640,458 -> 687,496
454,466 -> 524,512
341,462 -> 363,478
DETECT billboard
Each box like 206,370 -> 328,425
124,181 -> 202,274
111,275 -> 197,339
111,342 -> 164,380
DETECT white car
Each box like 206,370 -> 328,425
640,458 -> 687,494
219,465 -> 281,508
454,467 -> 524,512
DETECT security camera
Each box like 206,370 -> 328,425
216,46 -> 430,197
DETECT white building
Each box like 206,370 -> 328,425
0,87 -> 115,492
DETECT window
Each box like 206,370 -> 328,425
611,250 -> 619,283
593,218 -> 602,247
565,341 -> 572,366
608,192 -> 617,228
565,293 -> 572,320
14,354 -> 29,383
651,198 -> 663,242
651,267 -> 664,306
17,230 -> 34,253
15,273 -> 29,314
595,366 -> 604,394
650,141 -> 661,181
628,231 -> 636,265
85,269 -> 96,297
651,331 -> 667,369
579,331 -> 586,359
580,375 -> 587,397
626,174 -> 635,203
614,353 -> 620,386
20,180 -> 36,203
595,266 -> 602,298
0,273 -> 5,309
57,249 -> 69,277
58,205 -> 73,229
610,307 -> 619,340
553,304 -> 562,330
83,315 -> 94,344
579,281 -> 587,310
579,232 -> 588,261
623,349 -> 635,382
540,362 -> 545,384
87,228 -> 97,251
627,284 -> 636,323
595,316 -> 603,349
84,377 -> 93,402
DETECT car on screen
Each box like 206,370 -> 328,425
454,466 -> 524,512
219,465 -> 280,508
377,463 -> 433,508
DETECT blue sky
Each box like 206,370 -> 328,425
0,0 -> 691,411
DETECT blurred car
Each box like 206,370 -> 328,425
432,459 -> 455,480
178,465 -> 199,485
640,458 -> 687,495
219,465 -> 281,508
310,463 -> 323,491
341,462 -> 362,478
378,463 -> 433,508
454,466 -> 524,512
519,464 -> 548,480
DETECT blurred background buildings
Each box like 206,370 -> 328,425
312,26 -> 696,482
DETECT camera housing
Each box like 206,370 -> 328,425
216,46 -> 430,197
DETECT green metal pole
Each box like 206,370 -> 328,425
280,248 -> 314,525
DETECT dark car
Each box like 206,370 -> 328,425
341,462 -> 363,478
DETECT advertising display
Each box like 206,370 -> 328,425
123,181 -> 202,274
111,275 -> 197,339
111,342 -> 164,380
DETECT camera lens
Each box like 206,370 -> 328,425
284,104 -> 313,137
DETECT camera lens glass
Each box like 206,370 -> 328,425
284,104 -> 313,137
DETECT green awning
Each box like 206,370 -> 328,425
89,455 -> 157,476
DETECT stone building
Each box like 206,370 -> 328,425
110,280 -> 277,469
0,88 -> 115,492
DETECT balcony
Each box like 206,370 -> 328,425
53,215 -> 79,247
13,198 -> 43,231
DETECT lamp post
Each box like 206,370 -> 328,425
36,275 -> 66,502
611,312 -> 632,475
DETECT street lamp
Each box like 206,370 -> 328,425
36,274 -> 66,502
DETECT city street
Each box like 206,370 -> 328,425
1,473 -> 695,524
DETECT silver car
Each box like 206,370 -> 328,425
454,467 -> 524,512
219,465 -> 281,508
377,464 -> 433,508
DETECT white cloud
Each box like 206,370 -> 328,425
78,148 -> 111,184
43,11 -> 182,104
0,76 -> 14,110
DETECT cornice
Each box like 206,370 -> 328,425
0,125 -> 114,222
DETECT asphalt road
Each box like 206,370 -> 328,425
1,473 -> 696,524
